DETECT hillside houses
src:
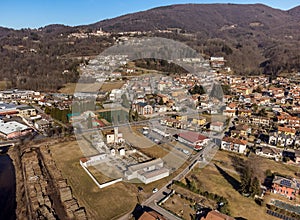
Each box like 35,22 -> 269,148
210,57 -> 226,69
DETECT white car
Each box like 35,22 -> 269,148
152,188 -> 158,193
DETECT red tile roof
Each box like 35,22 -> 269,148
178,131 -> 208,143
138,211 -> 166,220
201,210 -> 235,220
278,126 -> 296,133
80,158 -> 88,163
222,137 -> 247,145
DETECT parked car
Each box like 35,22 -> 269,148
152,188 -> 158,193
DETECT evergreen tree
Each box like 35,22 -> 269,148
189,84 -> 205,95
44,106 -> 51,115
251,177 -> 261,197
265,169 -> 273,178
240,165 -> 251,194
61,109 -> 70,123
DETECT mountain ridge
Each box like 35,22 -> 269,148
86,4 -> 295,32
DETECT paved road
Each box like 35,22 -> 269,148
138,144 -> 218,220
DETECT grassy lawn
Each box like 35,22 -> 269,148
138,145 -> 170,159
187,150 -> 281,220
59,83 -> 104,94
212,150 -> 299,180
50,141 -> 137,220
87,165 -> 122,183
162,193 -> 196,219
172,185 -> 217,209
100,81 -> 125,92
162,184 -> 218,219
119,126 -> 155,149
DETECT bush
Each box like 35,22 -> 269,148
254,198 -> 264,206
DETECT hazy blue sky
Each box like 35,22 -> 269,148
1,0 -> 299,29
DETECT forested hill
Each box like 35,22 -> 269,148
0,3 -> 299,91
89,4 -> 300,75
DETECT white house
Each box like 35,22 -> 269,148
221,137 -> 247,154
109,89 -> 123,101
255,146 -> 281,160
223,110 -> 235,117
210,121 -> 224,132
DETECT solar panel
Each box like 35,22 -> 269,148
280,179 -> 292,187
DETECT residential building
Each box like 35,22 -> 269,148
278,126 -> 296,136
238,109 -> 252,117
17,105 -> 37,118
177,131 -> 209,150
250,116 -> 270,127
138,211 -> 166,220
132,102 -> 153,115
34,119 -> 51,131
255,146 -> 281,160
272,176 -> 300,200
223,109 -> 235,117
221,137 -> 247,154
191,116 -> 206,126
210,121 -> 224,132
109,89 -> 123,101
210,57 -> 226,68
201,210 -> 235,220
232,124 -> 251,138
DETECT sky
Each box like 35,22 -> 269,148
1,0 -> 299,29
